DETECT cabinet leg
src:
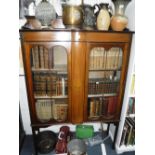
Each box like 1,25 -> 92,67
112,123 -> 119,149
106,123 -> 110,135
32,128 -> 38,155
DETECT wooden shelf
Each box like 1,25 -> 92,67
129,94 -> 135,98
88,93 -> 117,98
126,114 -> 135,118
89,68 -> 121,71
31,68 -> 67,74
34,95 -> 68,99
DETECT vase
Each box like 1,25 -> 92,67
23,16 -> 42,29
35,0 -> 56,27
111,0 -> 131,31
96,3 -> 111,31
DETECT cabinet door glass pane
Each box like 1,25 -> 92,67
30,45 -> 68,123
88,47 -> 123,120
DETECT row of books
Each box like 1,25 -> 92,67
31,45 -> 54,69
88,78 -> 119,95
89,70 -> 121,81
33,73 -> 68,96
89,47 -> 122,70
120,117 -> 135,146
88,96 -> 118,118
127,97 -> 135,115
35,99 -> 68,122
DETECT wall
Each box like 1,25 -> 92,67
19,0 -> 135,135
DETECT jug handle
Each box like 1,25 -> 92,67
108,5 -> 113,17
94,4 -> 100,11
93,4 -> 100,16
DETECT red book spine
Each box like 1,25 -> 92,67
107,96 -> 118,115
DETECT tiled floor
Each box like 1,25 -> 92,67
20,135 -> 135,155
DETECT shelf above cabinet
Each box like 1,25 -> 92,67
34,95 -> 68,99
88,93 -> 117,98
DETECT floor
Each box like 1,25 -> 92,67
20,134 -> 135,155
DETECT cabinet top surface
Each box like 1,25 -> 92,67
19,29 -> 134,42
19,28 -> 134,34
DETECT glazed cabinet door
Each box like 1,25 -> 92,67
22,41 -> 71,125
84,43 -> 130,122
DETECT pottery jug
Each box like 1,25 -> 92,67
96,3 -> 111,31
83,4 -> 96,29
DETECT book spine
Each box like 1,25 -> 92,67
34,46 -> 40,69
44,48 -> 49,69
89,99 -> 95,117
39,46 -> 44,69
49,49 -> 54,69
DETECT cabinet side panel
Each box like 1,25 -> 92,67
71,42 -> 86,124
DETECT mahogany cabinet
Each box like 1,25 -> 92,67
20,29 -> 133,153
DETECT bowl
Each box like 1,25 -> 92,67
67,139 -> 87,155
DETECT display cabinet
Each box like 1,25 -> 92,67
20,29 -> 133,154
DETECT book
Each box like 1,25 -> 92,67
114,49 -> 120,69
127,97 -> 135,114
107,96 -> 117,116
118,49 -> 123,69
39,46 -> 44,68
120,117 -> 135,146
95,99 -> 100,116
99,97 -> 103,116
125,119 -> 133,145
130,74 -> 135,95
89,49 -> 94,69
31,47 -> 35,68
49,49 -> 54,69
111,48 -> 117,69
120,123 -> 128,146
44,47 -> 49,69
102,98 -> 108,116
34,46 -> 40,69
89,99 -> 96,117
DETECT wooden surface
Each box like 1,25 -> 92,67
20,30 -> 133,126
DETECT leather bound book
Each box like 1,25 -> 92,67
107,96 -> 118,116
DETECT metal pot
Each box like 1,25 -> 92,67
62,4 -> 83,28
36,131 -> 57,154
67,139 -> 87,155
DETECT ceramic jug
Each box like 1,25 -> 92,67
95,3 -> 111,30
83,4 -> 96,29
